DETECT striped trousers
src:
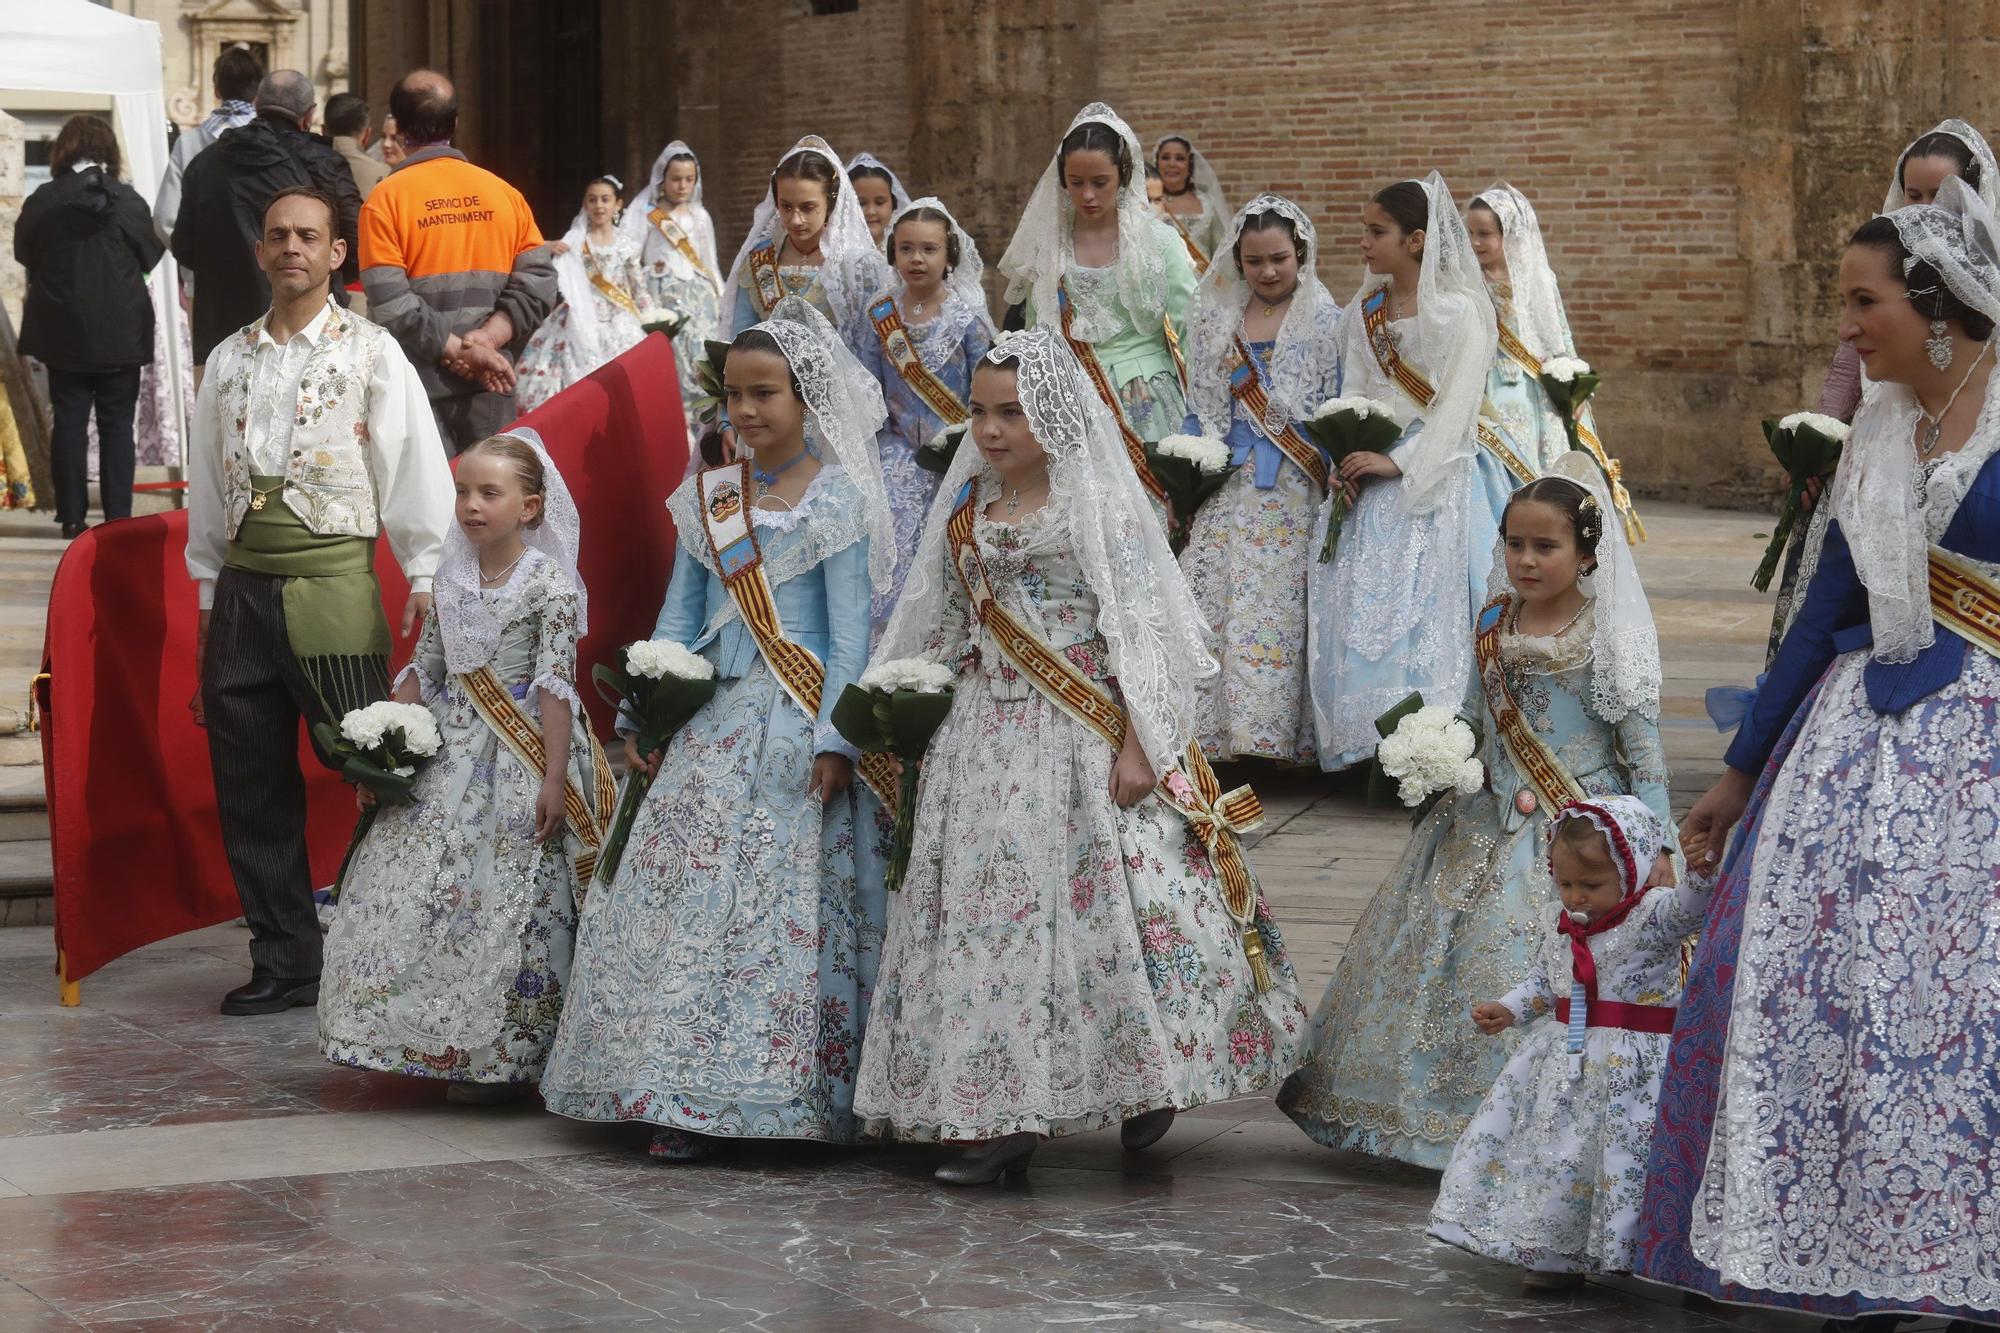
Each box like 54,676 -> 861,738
202,567 -> 386,979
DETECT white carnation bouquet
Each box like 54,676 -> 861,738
589,639 -> 721,885
1751,409 -> 1850,591
638,306 -> 684,337
835,657 -> 958,891
1144,433 -> 1238,551
918,422 -> 968,475
1304,396 -> 1408,562
1370,695 -> 1484,818
313,700 -> 444,900
1534,356 -> 1601,463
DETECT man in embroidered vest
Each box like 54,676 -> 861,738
186,186 -> 454,1016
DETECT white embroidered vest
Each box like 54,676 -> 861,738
215,303 -> 385,540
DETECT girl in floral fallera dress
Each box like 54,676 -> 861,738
999,104 -> 1199,472
622,142 -> 723,449
515,176 -> 647,413
720,136 -> 890,349
1179,194 -> 1342,763
1280,453 -> 1674,1168
854,197 -> 995,630
319,432 -> 606,1099
852,329 -> 1308,1186
1429,796 -> 1708,1292
540,298 -> 896,1163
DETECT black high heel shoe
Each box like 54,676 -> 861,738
1120,1106 -> 1175,1151
933,1131 -> 1039,1185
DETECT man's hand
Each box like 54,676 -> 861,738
401,591 -> 431,639
190,608 -> 211,727
442,339 -> 515,394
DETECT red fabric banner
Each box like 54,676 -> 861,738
44,334 -> 686,986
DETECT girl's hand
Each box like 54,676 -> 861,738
809,753 -> 853,802
623,736 -> 663,778
1680,769 -> 1754,877
1338,451 -> 1401,486
534,776 -> 566,842
1109,746 -> 1154,808
1643,851 -> 1677,889
355,785 -> 377,811
1472,1002 -> 1515,1035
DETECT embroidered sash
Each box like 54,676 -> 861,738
868,297 -> 969,425
1473,596 -> 1587,817
1164,209 -> 1210,275
695,463 -> 899,808
944,483 -> 1273,990
1495,317 -> 1646,541
1929,546 -> 2000,659
746,242 -> 785,318
1361,288 -> 1535,485
648,207 -> 718,290
1055,281 -> 1169,506
585,247 -> 642,321
1228,336 -> 1328,490
461,665 -> 617,894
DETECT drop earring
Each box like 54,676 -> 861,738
1928,317 -> 1955,371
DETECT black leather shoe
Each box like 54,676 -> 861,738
933,1132 -> 1038,1185
1120,1106 -> 1176,1151
59,522 -> 88,540
220,974 -> 319,1016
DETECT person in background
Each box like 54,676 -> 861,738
171,69 -> 364,365
153,44 -> 264,244
358,69 -> 555,451
325,92 -> 388,201
15,114 -> 166,539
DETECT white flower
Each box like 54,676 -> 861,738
1777,411 -> 1851,442
1312,395 -> 1406,426
1156,433 -> 1232,475
1375,705 -> 1481,808
338,701 -> 439,758
1540,355 -> 1594,383
860,657 -> 955,694
637,306 -> 676,325
626,639 -> 714,681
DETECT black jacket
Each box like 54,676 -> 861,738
14,166 -> 165,373
171,111 -> 363,362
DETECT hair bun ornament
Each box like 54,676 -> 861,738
601,173 -> 624,193
1577,492 -> 1603,543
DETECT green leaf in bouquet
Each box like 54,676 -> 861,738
832,683 -> 896,754
632,673 -> 717,756
591,661 -> 636,712
887,688 -> 955,759
1301,409 -> 1402,464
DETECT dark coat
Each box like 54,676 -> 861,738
171,111 -> 363,362
14,166 -> 165,372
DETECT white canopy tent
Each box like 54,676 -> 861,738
0,0 -> 187,461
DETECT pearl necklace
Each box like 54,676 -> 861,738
479,549 -> 526,586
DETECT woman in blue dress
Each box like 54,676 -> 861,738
1637,182 -> 2000,1332
1281,453 -> 1672,1168
853,197 -> 994,630
718,136 -> 888,348
1305,173 -> 1533,770
540,297 -> 897,1163
1178,194 -> 1341,763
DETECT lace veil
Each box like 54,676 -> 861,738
1343,171 -> 1498,513
1486,452 -> 1660,721
1883,119 -> 2000,214
874,328 -> 1217,771
668,296 -> 896,595
999,103 -> 1172,337
720,136 -> 889,335
620,140 -> 720,283
1184,193 -> 1342,440
1153,132 -> 1227,218
1470,182 -> 1571,361
848,151 -> 912,213
883,196 -> 998,340
1830,177 -> 2000,663
432,426 -> 587,682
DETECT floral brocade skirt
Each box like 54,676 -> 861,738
852,675 -> 1308,1142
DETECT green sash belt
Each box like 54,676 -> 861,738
225,475 -> 391,717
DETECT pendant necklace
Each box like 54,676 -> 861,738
247,480 -> 285,512
1916,337 -> 1991,456
1261,287 -> 1297,318
753,449 -> 808,487
479,550 -> 526,586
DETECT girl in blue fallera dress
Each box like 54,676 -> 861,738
1281,453 -> 1674,1169
1178,194 -> 1342,763
853,197 -> 994,630
1305,173 -> 1535,771
540,298 -> 898,1162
